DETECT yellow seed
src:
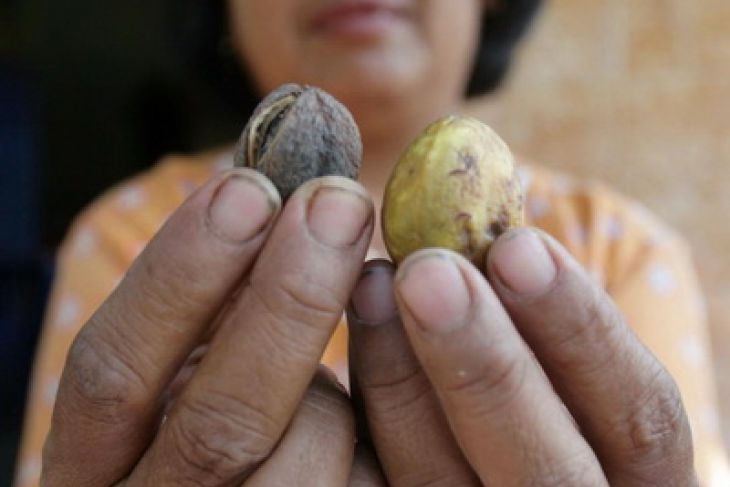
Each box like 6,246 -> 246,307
382,116 -> 524,265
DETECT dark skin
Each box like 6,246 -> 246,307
42,169 -> 696,485
42,0 -> 697,484
43,172 -> 380,485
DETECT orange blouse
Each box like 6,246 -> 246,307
15,151 -> 730,486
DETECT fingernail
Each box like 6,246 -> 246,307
396,252 -> 472,334
208,172 -> 279,242
350,262 -> 398,326
491,230 -> 557,296
307,185 -> 372,247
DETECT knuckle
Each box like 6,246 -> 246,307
169,392 -> 279,483
549,288 -> 625,374
129,253 -> 209,325
623,366 -> 691,463
255,270 -> 344,329
360,366 -> 433,420
63,328 -> 149,424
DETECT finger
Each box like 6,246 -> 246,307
347,260 -> 479,486
43,168 -> 280,487
244,366 -> 355,487
131,176 -> 374,485
486,228 -> 697,485
395,249 -> 608,487
349,444 -> 387,487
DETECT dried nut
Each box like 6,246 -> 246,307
234,83 -> 362,200
382,116 -> 524,265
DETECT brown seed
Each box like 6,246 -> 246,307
235,84 -> 362,200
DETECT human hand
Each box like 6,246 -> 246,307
42,168 -> 378,486
348,229 -> 697,486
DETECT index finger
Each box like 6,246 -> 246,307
486,229 -> 697,485
43,168 -> 280,487
129,177 -> 374,485
394,249 -> 608,486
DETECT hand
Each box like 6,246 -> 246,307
348,229 -> 697,486
42,168 -> 379,486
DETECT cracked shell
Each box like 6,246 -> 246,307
235,83 -> 362,200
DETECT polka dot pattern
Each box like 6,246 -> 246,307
648,264 -> 676,296
566,223 -> 588,245
601,216 -> 624,240
116,185 -> 146,211
72,227 -> 97,255
527,196 -> 550,219
56,295 -> 81,330
680,335 -> 706,369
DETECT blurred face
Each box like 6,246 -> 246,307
228,0 -> 484,114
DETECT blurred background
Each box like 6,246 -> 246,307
0,0 -> 728,483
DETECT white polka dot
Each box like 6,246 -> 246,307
516,166 -> 533,193
215,151 -> 235,171
527,196 -> 550,219
679,335 -> 705,369
117,186 -> 146,210
551,176 -> 574,195
648,264 -> 676,296
566,224 -> 588,245
16,457 -> 41,485
601,216 -> 624,240
56,296 -> 81,330
73,227 -> 97,255
43,377 -> 60,405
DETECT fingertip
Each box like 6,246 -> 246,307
293,177 -> 374,248
349,259 -> 398,327
394,249 -> 475,335
205,168 -> 282,243
487,228 -> 559,297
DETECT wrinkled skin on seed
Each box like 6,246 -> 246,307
235,83 -> 362,200
382,116 -> 524,265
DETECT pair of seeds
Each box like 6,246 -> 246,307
236,83 -> 523,265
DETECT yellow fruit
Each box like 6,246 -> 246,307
382,116 -> 523,265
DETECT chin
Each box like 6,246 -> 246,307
305,48 -> 428,106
